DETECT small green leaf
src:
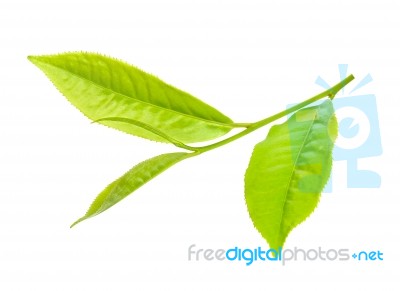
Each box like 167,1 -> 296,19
71,152 -> 192,227
245,100 -> 338,250
28,52 -> 234,143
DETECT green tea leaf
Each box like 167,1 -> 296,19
28,52 -> 234,143
71,152 -> 192,227
245,100 -> 338,250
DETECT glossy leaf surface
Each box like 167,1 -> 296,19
29,52 -> 233,143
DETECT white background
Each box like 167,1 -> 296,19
1,0 -> 399,290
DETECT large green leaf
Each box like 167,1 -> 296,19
245,100 -> 337,250
28,52 -> 234,143
71,152 -> 192,227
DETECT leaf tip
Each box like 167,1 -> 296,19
27,55 -> 42,66
70,216 -> 86,228
27,55 -> 36,62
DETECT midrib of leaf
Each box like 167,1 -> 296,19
32,58 -> 237,129
93,117 -> 197,151
276,111 -> 318,241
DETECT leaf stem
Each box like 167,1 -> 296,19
231,122 -> 253,128
193,75 -> 354,153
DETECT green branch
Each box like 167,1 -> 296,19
193,74 -> 354,153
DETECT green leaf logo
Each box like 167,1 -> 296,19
29,52 -> 355,246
